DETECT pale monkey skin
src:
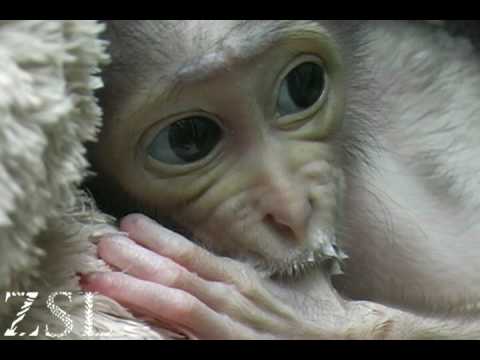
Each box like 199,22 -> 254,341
83,20 -> 480,339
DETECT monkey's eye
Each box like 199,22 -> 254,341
277,62 -> 326,117
147,116 -> 223,165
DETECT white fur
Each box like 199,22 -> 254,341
0,20 -> 172,339
337,21 -> 480,314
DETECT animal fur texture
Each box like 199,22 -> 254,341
0,20 -> 478,339
0,20 -> 173,339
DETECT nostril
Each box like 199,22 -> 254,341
263,214 -> 296,241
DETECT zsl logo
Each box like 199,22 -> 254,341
3,291 -> 112,338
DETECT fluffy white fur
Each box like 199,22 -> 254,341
337,21 -> 480,313
372,21 -> 480,210
0,20 -> 173,339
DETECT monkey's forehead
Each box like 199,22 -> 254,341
105,20 -> 308,48
103,20 -> 328,74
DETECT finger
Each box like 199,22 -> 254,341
97,235 -> 238,313
98,235 -> 285,328
119,214 -> 252,285
81,271 -> 259,340
119,214 -> 298,324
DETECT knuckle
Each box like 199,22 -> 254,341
234,268 -> 259,298
172,293 -> 199,318
164,267 -> 185,287
176,244 -> 196,265
212,282 -> 237,312
223,257 -> 256,281
215,282 -> 234,298
238,277 -> 257,298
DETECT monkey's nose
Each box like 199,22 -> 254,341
262,195 -> 312,243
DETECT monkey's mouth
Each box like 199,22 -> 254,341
272,229 -> 348,280
185,212 -> 348,281
242,244 -> 348,281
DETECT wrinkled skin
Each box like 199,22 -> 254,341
84,20 -> 480,339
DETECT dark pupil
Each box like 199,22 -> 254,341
168,117 -> 222,163
287,62 -> 325,109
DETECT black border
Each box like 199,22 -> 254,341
2,339 -> 479,357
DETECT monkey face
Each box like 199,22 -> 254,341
93,20 -> 352,278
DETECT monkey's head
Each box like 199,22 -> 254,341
87,20 -> 376,279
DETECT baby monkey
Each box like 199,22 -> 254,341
84,20 -> 480,339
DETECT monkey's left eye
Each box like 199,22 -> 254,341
277,61 -> 326,117
147,116 -> 223,165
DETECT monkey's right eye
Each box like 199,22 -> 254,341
147,116 -> 223,165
